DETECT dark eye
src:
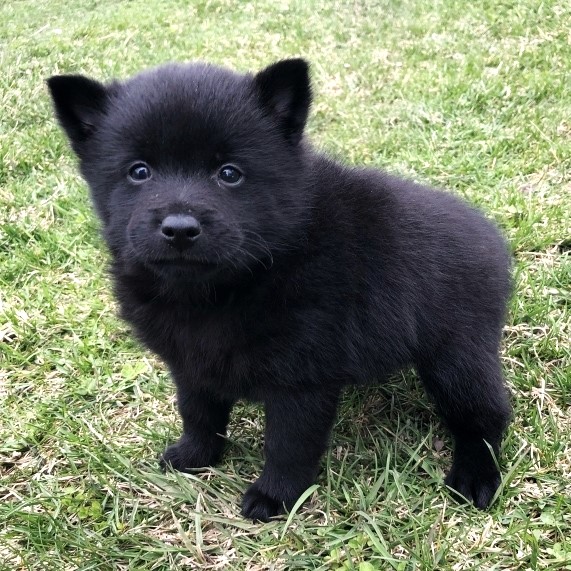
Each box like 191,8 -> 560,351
128,162 -> 152,182
218,165 -> 243,186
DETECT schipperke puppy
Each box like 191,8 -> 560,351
48,58 -> 512,522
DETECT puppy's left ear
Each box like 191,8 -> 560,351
254,58 -> 311,145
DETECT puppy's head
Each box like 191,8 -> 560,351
48,59 -> 313,283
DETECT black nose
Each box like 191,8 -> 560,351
160,214 -> 201,249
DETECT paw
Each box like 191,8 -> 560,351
445,462 -> 501,509
241,482 -> 286,522
160,434 -> 221,473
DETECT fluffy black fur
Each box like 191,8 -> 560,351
48,58 -> 512,522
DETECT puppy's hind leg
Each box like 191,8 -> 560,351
418,345 -> 511,509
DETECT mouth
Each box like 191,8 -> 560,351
156,258 -> 216,267
150,257 -> 219,272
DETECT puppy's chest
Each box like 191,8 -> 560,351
143,304 -> 278,395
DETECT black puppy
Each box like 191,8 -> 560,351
48,59 -> 512,522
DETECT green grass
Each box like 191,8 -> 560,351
1,0 -> 570,569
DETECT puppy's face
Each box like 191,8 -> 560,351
48,60 -> 312,282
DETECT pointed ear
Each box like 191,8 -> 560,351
254,58 -> 311,145
47,74 -> 110,153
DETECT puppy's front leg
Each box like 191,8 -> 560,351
161,385 -> 234,472
242,388 -> 340,522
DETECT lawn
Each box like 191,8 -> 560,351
1,0 -> 570,569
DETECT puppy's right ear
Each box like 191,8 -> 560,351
47,75 -> 110,154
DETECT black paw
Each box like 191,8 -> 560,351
241,482 -> 286,522
160,434 -> 221,473
445,462 -> 501,509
